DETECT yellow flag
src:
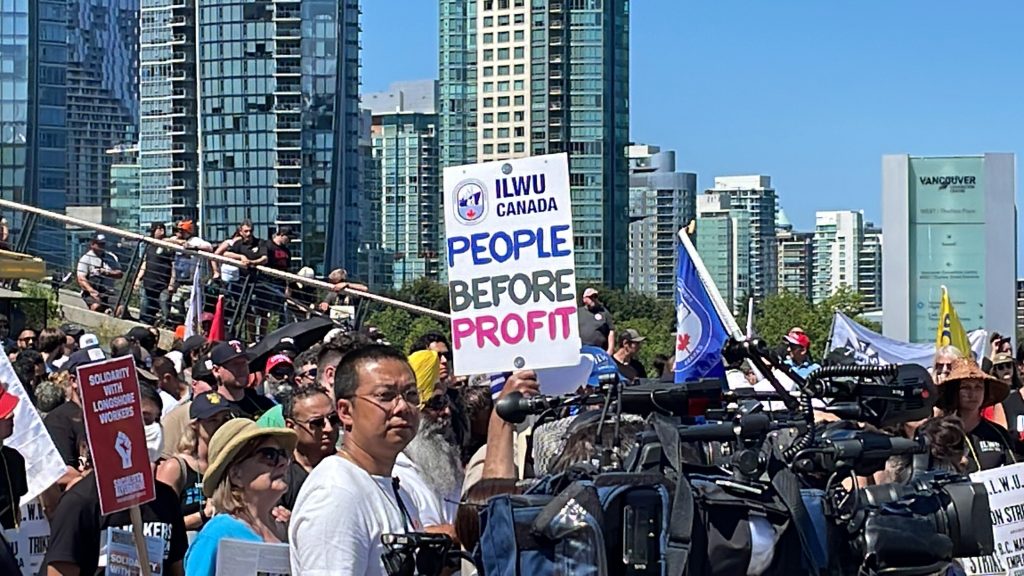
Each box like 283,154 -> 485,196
935,286 -> 970,355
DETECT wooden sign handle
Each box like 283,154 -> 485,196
129,506 -> 152,576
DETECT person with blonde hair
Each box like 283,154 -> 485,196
184,419 -> 296,576
157,391 -> 237,535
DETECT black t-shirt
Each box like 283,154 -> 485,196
967,419 -> 1016,473
229,238 -> 266,278
614,357 -> 648,382
578,305 -> 614,350
265,242 -> 291,272
278,461 -> 310,511
41,479 -> 187,575
0,446 -> 27,530
44,401 -> 88,468
1003,392 -> 1024,441
143,243 -> 174,289
230,388 -> 277,420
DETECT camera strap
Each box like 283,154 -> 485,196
650,413 -> 695,576
391,477 -> 415,532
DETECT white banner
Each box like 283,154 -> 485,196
443,153 -> 581,375
3,499 -> 50,576
961,462 -> 1024,576
828,311 -> 987,367
0,354 -> 65,503
216,539 -> 290,575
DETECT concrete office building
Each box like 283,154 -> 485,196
626,144 -> 696,299
364,81 -> 441,289
138,0 -> 200,227
66,0 -> 139,208
696,192 -> 750,313
882,154 -> 1016,342
438,0 -> 631,286
708,176 -> 778,299
812,210 -> 863,303
858,223 -> 882,309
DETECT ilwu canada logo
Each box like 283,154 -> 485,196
453,179 -> 487,225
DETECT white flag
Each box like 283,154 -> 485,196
0,355 -> 66,503
183,263 -> 203,339
828,311 -> 987,367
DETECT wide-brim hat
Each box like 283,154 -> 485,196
940,358 -> 1010,408
202,418 -> 297,497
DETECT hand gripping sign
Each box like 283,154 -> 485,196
77,356 -> 156,516
444,153 -> 582,375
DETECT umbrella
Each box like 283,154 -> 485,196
247,316 -> 335,371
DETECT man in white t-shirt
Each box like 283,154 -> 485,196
289,345 -> 424,576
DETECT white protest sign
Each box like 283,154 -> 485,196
961,462 -> 1024,576
216,538 -> 291,575
3,499 -> 50,576
444,153 -> 581,375
103,527 -> 164,575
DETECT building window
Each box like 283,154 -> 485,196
514,95 -> 525,105
514,142 -> 525,153
483,97 -> 494,108
483,144 -> 494,154
498,65 -> 510,75
483,33 -> 494,44
514,80 -> 524,90
514,13 -> 525,24
483,129 -> 494,138
483,16 -> 493,27
497,81 -> 510,91
498,112 -> 510,122
498,96 -> 510,106
514,127 -> 525,137
483,113 -> 494,123
514,30 -> 525,41
483,66 -> 494,77
483,49 -> 494,61
498,143 -> 510,154
514,64 -> 525,74
497,48 -> 509,60
513,111 -> 525,121
498,15 -> 510,26
514,47 -> 525,59
498,127 -> 510,138
483,82 -> 494,93
498,31 -> 509,42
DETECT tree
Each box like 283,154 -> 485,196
752,287 -> 874,359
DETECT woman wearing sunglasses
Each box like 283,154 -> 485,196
184,419 -> 296,576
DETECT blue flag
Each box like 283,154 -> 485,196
674,245 -> 727,383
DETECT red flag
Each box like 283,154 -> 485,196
207,295 -> 226,342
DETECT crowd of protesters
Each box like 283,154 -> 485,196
0,268 -> 1020,575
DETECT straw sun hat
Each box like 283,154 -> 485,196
938,358 -> 1010,410
202,418 -> 297,498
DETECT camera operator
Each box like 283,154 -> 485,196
289,345 -> 424,575
938,358 -> 1018,472
463,371 -> 540,493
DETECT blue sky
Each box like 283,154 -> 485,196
362,1 -> 1024,233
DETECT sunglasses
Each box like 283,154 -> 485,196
422,395 -> 451,411
294,412 -> 341,430
250,446 -> 290,467
269,368 -> 294,380
934,362 -> 953,374
297,368 -> 317,380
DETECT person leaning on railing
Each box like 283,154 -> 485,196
75,233 -> 123,313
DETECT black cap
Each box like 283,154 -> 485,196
127,326 -> 156,350
61,323 -> 85,339
191,354 -> 217,386
92,233 -> 107,244
189,391 -> 238,420
64,348 -> 108,373
210,341 -> 247,366
182,335 -> 207,357
273,337 -> 298,354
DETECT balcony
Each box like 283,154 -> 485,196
275,177 -> 301,187
274,120 -> 301,131
274,46 -> 301,58
168,124 -> 186,135
274,9 -> 301,21
168,16 -> 188,27
168,179 -> 186,190
275,64 -> 301,76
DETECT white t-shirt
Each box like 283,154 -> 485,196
289,455 -> 423,576
394,453 -> 461,526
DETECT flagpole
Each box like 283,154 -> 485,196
677,228 -> 743,338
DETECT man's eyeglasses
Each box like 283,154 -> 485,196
297,368 -> 317,380
354,388 -> 421,410
292,412 -> 341,430
250,446 -> 290,467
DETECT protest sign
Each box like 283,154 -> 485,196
216,539 -> 290,575
77,356 -> 155,515
443,153 -> 581,375
3,499 -> 50,576
103,527 -> 164,576
961,462 -> 1024,576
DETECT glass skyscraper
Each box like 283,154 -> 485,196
0,0 -> 68,260
196,0 -> 362,272
438,0 -> 630,287
66,0 -> 139,208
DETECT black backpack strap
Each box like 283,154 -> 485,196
769,455 -> 825,574
651,413 -> 695,576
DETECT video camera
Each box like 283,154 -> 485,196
483,336 -> 993,576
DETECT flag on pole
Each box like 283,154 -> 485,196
672,239 -> 729,383
208,295 -> 226,342
182,265 -> 203,339
936,285 -> 971,356
745,297 -> 755,338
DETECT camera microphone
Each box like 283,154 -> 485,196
495,391 -> 563,424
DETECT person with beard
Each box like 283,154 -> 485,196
210,341 -> 275,419
289,345 -> 423,575
395,350 -> 462,533
279,386 -> 340,513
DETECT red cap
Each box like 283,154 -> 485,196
265,354 -> 293,373
784,331 -> 811,349
0,387 -> 20,419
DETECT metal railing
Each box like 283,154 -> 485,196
0,199 -> 450,341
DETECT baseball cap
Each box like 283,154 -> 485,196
784,331 -> 811,349
265,354 -> 293,374
210,341 -> 247,366
620,329 -> 646,344
127,326 -> 156,350
182,335 -> 207,357
91,234 -> 107,244
64,347 -> 108,373
79,333 -> 100,350
190,391 -> 238,420
177,220 -> 195,234
0,387 -> 18,419
583,288 -> 599,298
61,323 -> 85,339
273,337 -> 298,355
993,353 -> 1014,366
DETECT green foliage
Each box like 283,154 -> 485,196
752,287 -> 874,358
20,282 -> 60,328
393,278 -> 451,314
365,304 -> 448,353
